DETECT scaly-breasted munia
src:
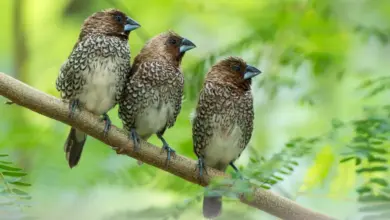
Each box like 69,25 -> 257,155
192,57 -> 261,218
118,31 -> 196,164
56,9 -> 140,168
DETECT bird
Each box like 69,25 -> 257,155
118,31 -> 196,165
191,57 -> 261,218
55,8 -> 140,168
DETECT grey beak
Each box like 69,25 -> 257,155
124,17 -> 141,32
243,65 -> 262,80
179,38 -> 196,53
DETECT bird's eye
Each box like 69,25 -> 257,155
169,38 -> 177,45
232,65 -> 241,72
114,15 -> 122,23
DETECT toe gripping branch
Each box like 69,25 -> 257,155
130,128 -> 140,152
101,113 -> 111,137
68,99 -> 80,118
157,133 -> 176,166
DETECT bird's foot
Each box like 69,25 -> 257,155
229,162 -> 243,180
68,99 -> 79,119
129,128 -> 140,152
111,146 -> 125,154
101,113 -> 111,137
196,157 -> 208,184
157,134 -> 176,166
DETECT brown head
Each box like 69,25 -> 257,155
79,8 -> 140,40
206,57 -> 262,91
136,31 -> 196,67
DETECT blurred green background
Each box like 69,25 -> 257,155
1,0 -> 390,219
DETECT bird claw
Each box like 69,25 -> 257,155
161,144 -> 176,166
130,128 -> 140,152
157,134 -> 175,167
230,162 -> 244,180
196,157 -> 207,184
68,99 -> 79,119
101,113 -> 111,137
111,146 -> 125,154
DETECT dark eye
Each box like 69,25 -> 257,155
169,38 -> 177,45
232,65 -> 241,72
114,15 -> 122,23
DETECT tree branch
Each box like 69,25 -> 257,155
0,72 -> 335,220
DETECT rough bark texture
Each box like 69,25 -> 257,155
0,72 -> 336,220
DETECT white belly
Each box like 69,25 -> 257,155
204,125 -> 243,168
135,103 -> 173,138
78,60 -> 117,115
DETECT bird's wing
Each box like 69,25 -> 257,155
192,84 -> 219,159
166,67 -> 184,129
55,39 -> 89,100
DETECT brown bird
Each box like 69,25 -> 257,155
118,31 -> 196,164
192,57 -> 261,218
56,9 -> 140,168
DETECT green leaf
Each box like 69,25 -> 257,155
356,166 -> 388,173
370,178 -> 388,187
356,186 -> 372,194
340,156 -> 355,163
259,185 -> 271,190
1,171 -> 28,177
367,155 -> 388,163
0,161 -> 13,164
370,140 -> 383,145
356,157 -> 362,166
331,118 -> 344,129
11,188 -> 29,196
0,154 -> 8,157
0,164 -> 22,171
359,195 -> 390,202
9,181 -> 31,187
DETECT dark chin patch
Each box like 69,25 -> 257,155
176,52 -> 185,62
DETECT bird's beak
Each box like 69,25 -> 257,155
179,38 -> 196,53
243,65 -> 262,80
124,17 -> 141,32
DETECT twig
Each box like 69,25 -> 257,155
0,72 -> 336,220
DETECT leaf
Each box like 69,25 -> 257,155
259,185 -> 271,190
9,181 -> 31,187
1,172 -> 27,177
331,118 -> 344,129
340,156 -> 355,163
370,178 -> 388,187
359,195 -> 390,202
0,165 -> 22,172
357,186 -> 372,194
0,154 -> 8,157
368,155 -> 388,163
356,166 -> 388,173
11,188 -> 29,196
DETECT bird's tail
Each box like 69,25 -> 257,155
64,127 -> 87,168
203,195 -> 222,219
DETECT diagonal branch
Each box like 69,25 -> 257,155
0,72 -> 335,220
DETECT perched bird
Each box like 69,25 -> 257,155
56,9 -> 140,168
192,57 -> 261,218
118,31 -> 196,164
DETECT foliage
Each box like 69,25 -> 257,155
1,0 -> 390,219
0,154 -> 31,220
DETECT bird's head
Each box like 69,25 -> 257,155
139,31 -> 196,67
207,57 -> 262,91
80,8 -> 140,40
